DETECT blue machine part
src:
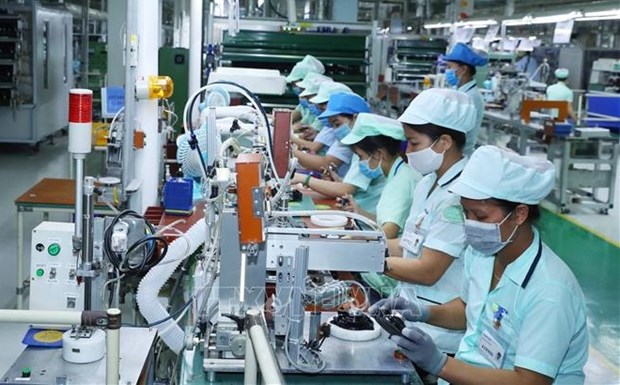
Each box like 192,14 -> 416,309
586,94 -> 620,133
163,178 -> 194,213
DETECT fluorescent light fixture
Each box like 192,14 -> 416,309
576,15 -> 620,21
424,19 -> 497,30
583,9 -> 620,17
576,9 -> 620,21
424,22 -> 452,29
503,12 -> 582,26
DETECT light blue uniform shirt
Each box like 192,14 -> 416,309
454,228 -> 588,384
343,155 -> 385,215
546,82 -> 574,119
326,140 -> 353,177
362,159 -> 420,298
395,158 -> 468,353
376,159 -> 419,232
314,126 -> 336,148
459,80 -> 484,157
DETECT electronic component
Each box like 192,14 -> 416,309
373,311 -> 406,338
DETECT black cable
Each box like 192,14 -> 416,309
103,210 -> 167,277
208,80 -> 275,176
185,79 -> 275,179
146,297 -> 193,327
121,235 -> 168,274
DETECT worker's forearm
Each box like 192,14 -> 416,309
568,104 -> 578,121
295,150 -> 332,172
293,137 -> 323,153
426,298 -> 466,330
439,358 -> 551,385
305,178 -> 357,198
381,222 -> 400,240
385,257 -> 426,282
292,109 -> 302,123
387,238 -> 403,257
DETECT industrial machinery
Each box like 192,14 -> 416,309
0,3 -> 73,147
546,132 -> 619,215
167,82 -> 417,383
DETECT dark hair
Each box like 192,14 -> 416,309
353,135 -> 404,158
405,123 -> 466,151
488,198 -> 541,223
451,60 -> 476,76
336,113 -> 354,120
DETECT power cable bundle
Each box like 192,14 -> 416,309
103,210 -> 168,276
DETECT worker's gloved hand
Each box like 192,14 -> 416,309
392,327 -> 448,376
369,297 -> 430,323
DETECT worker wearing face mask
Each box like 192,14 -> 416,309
294,82 -> 355,178
293,73 -> 333,141
371,145 -> 588,385
444,43 -> 488,156
546,68 -> 577,121
286,55 -> 325,124
293,91 -> 364,166
291,94 -> 386,216
340,113 -> 421,239
339,113 -> 422,300
382,88 -> 476,363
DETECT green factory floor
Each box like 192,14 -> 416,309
537,207 -> 620,373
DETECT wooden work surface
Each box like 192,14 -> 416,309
15,178 -> 108,208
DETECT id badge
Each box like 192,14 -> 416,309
477,330 -> 506,368
400,230 -> 424,255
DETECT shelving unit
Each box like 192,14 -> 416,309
221,30 -> 369,106
386,36 -> 447,84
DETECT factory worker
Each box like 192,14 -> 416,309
286,55 -> 325,124
383,88 -> 477,357
373,145 -> 588,385
340,113 -> 420,239
294,73 -> 333,140
291,94 -> 386,216
294,82 -> 355,178
293,92 -> 367,158
444,42 -> 488,156
514,49 -> 540,81
546,68 -> 577,121
340,113 -> 422,301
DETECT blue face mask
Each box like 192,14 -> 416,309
445,68 -> 460,87
333,124 -> 351,141
299,99 -> 309,108
358,157 -> 384,180
309,104 -> 322,117
292,86 -> 302,95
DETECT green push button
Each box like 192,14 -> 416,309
36,268 -> 44,277
48,243 -> 61,256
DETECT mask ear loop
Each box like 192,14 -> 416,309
430,137 -> 448,156
368,153 -> 383,171
499,210 -> 519,244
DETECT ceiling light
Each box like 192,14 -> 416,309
576,9 -> 620,21
583,9 -> 620,17
503,12 -> 582,26
424,19 -> 496,30
423,22 -> 452,29
576,15 -> 620,21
